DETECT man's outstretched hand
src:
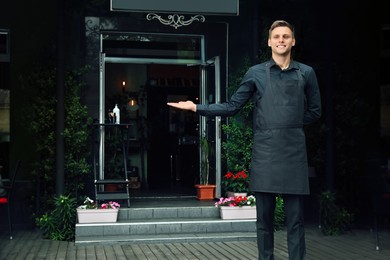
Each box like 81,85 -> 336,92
167,101 -> 197,112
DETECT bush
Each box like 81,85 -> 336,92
274,195 -> 285,231
319,190 -> 353,235
36,194 -> 77,241
23,65 -> 92,214
222,56 -> 253,175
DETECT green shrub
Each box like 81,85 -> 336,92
319,190 -> 353,235
274,195 -> 285,231
23,65 -> 92,213
36,194 -> 77,241
222,118 -> 253,174
222,56 -> 253,182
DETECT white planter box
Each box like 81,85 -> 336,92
220,206 -> 256,220
77,208 -> 119,223
226,192 -> 248,198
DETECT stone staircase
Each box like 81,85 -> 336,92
75,199 -> 257,245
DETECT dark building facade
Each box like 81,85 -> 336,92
0,0 -> 387,227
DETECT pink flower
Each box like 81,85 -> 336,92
78,197 -> 121,209
214,195 -> 256,208
99,201 -> 121,209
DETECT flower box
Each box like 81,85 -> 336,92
226,191 -> 248,198
220,206 -> 256,220
77,208 -> 119,223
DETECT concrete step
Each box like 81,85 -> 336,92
117,206 -> 219,220
75,217 -> 256,245
75,231 -> 257,245
75,201 -> 257,245
76,217 -> 256,236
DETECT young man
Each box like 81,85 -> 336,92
167,20 -> 321,260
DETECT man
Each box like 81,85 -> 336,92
167,20 -> 321,260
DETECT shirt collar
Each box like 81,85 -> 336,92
269,59 -> 298,71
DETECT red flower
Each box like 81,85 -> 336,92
234,196 -> 247,205
235,170 -> 247,179
222,170 -> 249,193
224,171 -> 234,179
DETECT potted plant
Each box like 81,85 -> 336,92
215,194 -> 286,230
222,170 -> 249,197
194,133 -> 216,200
214,195 -> 256,219
76,197 -> 121,223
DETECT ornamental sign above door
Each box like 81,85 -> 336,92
110,0 -> 239,29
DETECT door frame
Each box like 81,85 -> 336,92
98,32 -> 222,196
200,56 -> 221,198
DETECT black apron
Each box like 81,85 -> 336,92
249,63 -> 309,195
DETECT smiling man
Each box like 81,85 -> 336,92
167,20 -> 321,260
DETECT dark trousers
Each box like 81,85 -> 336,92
255,192 -> 306,260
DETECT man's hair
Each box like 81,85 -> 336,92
268,20 -> 295,38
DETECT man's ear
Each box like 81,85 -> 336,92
268,39 -> 271,47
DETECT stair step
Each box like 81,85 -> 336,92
75,201 -> 258,245
75,232 -> 257,245
76,218 -> 256,237
118,206 -> 219,220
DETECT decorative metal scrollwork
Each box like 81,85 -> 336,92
146,13 -> 205,29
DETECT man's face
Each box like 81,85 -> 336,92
268,26 -> 295,56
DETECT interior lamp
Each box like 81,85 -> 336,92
128,93 -> 139,111
129,98 -> 136,107
121,80 -> 126,93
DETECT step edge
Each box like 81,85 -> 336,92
75,232 -> 257,245
76,218 -> 256,227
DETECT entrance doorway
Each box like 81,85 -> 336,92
146,64 -> 200,191
100,32 -> 222,198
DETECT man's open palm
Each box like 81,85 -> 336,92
167,101 -> 196,112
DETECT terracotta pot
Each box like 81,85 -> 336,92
105,184 -> 118,192
194,184 -> 216,200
